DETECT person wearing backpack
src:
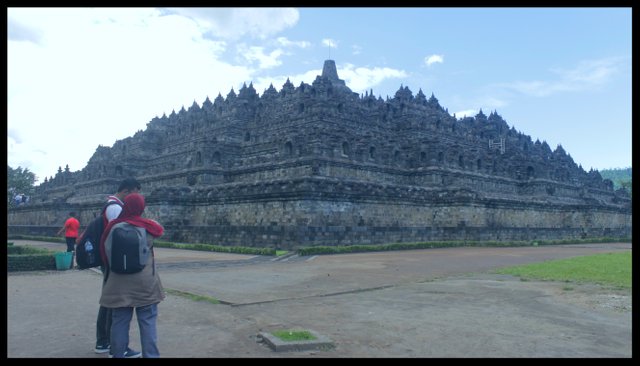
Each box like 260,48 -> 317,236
82,178 -> 142,358
99,192 -> 165,358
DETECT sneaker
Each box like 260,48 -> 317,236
124,348 -> 142,358
109,347 -> 142,358
94,344 -> 110,354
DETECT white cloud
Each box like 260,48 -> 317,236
555,58 -> 619,84
238,44 -> 285,69
7,17 -> 44,44
7,8 -> 257,181
7,127 -> 23,144
497,57 -> 623,97
449,95 -> 507,120
352,45 -> 363,55
236,35 -> 313,70
424,54 -> 444,67
453,109 -> 478,118
165,7 -> 300,40
322,38 -> 338,48
337,63 -> 408,93
276,36 -> 310,48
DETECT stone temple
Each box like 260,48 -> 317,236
8,60 -> 632,249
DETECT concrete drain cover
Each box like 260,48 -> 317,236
257,330 -> 334,352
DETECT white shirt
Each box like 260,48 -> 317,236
105,196 -> 124,222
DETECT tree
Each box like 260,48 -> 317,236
7,165 -> 37,206
620,179 -> 632,197
599,167 -> 632,193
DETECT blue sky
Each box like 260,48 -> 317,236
8,8 -> 631,183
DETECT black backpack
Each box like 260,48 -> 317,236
75,201 -> 121,269
106,223 -> 151,274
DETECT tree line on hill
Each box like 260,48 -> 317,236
598,167 -> 632,196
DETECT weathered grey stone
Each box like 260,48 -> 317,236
8,60 -> 631,248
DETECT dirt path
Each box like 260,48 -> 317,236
7,241 -> 632,357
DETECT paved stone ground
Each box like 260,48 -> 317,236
7,240 -> 632,358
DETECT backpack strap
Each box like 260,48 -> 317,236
150,239 -> 155,276
100,200 -> 123,283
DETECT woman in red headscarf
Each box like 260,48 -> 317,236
99,193 -> 165,358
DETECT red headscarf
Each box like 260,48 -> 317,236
99,193 -> 164,265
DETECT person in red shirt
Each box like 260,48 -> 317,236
57,212 -> 80,253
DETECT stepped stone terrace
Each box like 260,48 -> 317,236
8,60 -> 631,249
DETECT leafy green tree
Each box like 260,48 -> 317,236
599,167 -> 632,193
620,179 -> 632,197
7,165 -> 37,206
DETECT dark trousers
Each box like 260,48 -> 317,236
65,237 -> 76,268
97,306 -> 112,347
65,237 -> 76,252
96,265 -> 112,346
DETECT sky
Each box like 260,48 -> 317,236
7,7 -> 632,184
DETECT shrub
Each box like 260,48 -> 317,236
7,235 -> 66,243
7,245 -> 57,271
7,245 -> 54,255
8,253 -> 57,271
153,240 -> 276,256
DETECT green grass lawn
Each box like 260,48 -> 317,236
271,329 -> 317,342
495,251 -> 631,289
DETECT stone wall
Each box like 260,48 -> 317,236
9,175 -> 631,249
